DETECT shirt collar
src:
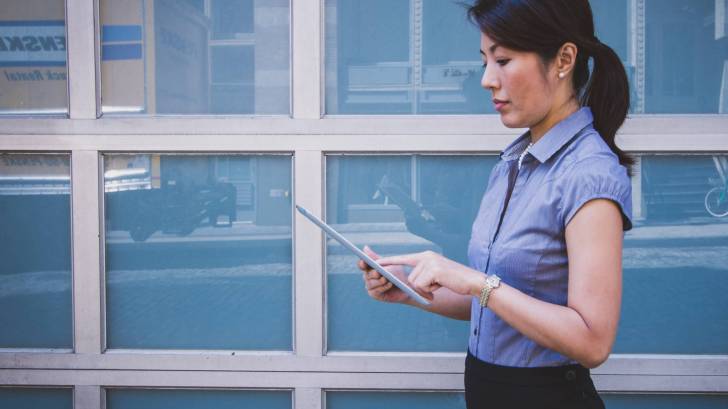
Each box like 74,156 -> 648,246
500,107 -> 594,163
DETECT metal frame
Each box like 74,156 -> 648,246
1,0 -> 728,408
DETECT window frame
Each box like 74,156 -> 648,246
1,1 -> 728,409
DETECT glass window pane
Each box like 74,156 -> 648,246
107,389 -> 291,409
593,0 -> 728,114
327,0 -> 728,114
325,0 -> 488,114
0,0 -> 68,115
326,155 -> 497,352
642,0 -> 727,113
617,155 -> 728,353
327,391 -> 466,409
0,388 -> 73,409
104,154 -> 292,350
0,154 -> 72,348
99,0 -> 289,115
603,394 -> 728,409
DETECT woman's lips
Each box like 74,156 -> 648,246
493,100 -> 509,111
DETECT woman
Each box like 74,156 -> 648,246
358,0 -> 633,407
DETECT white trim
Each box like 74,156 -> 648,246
294,151 -> 325,357
0,133 -> 727,153
296,388 -> 322,409
2,370 -> 728,393
71,150 -> 103,354
1,353 -> 726,376
75,385 -> 102,409
1,115 -> 727,136
292,0 -> 322,119
65,0 -> 99,119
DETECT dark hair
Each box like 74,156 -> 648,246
466,0 -> 633,173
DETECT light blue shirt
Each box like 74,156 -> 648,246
467,107 -> 633,367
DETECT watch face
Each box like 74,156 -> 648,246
486,275 -> 500,287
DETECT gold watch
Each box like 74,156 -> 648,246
478,274 -> 501,308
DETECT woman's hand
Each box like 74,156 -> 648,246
358,246 -> 411,304
377,250 -> 484,297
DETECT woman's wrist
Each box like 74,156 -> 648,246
469,273 -> 488,298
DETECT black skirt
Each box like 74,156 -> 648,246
465,350 -> 605,409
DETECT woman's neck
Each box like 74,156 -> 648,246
529,98 -> 580,144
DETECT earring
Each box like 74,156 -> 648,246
558,72 -> 566,79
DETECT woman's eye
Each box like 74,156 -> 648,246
497,59 -> 510,66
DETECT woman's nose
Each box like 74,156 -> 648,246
481,64 -> 499,90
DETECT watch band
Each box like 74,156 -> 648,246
478,274 -> 501,308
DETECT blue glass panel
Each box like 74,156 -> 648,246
326,0 -> 728,114
107,389 -> 291,409
642,0 -> 727,113
99,0 -> 289,115
327,391 -> 466,409
603,394 -> 728,409
0,388 -> 73,409
0,0 -> 68,115
212,0 -> 255,39
617,155 -> 728,353
326,155 -> 497,352
104,154 -> 293,350
325,0 -> 487,114
0,154 -> 72,348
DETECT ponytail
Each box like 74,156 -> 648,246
466,0 -> 634,175
579,38 -> 634,175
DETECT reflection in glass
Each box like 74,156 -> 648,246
99,0 -> 289,115
107,389 -> 292,409
0,388 -> 73,409
603,394 -> 728,409
642,0 -> 728,113
326,0 -> 728,114
618,155 -> 728,353
327,391 -> 466,409
104,154 -> 293,349
0,154 -> 72,348
0,0 -> 68,115
326,155 -> 497,352
325,0 -> 489,114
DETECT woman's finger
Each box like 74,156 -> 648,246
369,281 -> 394,296
407,262 -> 424,286
366,277 -> 388,289
377,253 -> 422,267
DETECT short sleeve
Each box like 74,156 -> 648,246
559,158 -> 633,231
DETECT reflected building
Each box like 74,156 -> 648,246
325,0 -> 728,115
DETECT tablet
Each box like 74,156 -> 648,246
295,204 -> 431,306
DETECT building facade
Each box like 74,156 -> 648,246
1,0 -> 727,408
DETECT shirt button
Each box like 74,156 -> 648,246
565,370 -> 576,381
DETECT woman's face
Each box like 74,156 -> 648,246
480,32 -> 559,129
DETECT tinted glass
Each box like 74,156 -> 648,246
0,0 -> 68,115
603,394 -> 728,409
0,154 -> 72,348
325,155 -> 497,352
0,388 -> 73,409
327,391 -> 466,409
104,154 -> 293,350
107,389 -> 292,409
617,155 -> 728,353
99,0 -> 289,115
325,0 -> 728,114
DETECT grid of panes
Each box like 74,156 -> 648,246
1,0 -> 727,408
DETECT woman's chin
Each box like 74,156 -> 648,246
498,113 -> 522,128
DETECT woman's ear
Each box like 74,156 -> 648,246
555,42 -> 578,79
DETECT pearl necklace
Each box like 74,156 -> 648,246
518,142 -> 534,170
